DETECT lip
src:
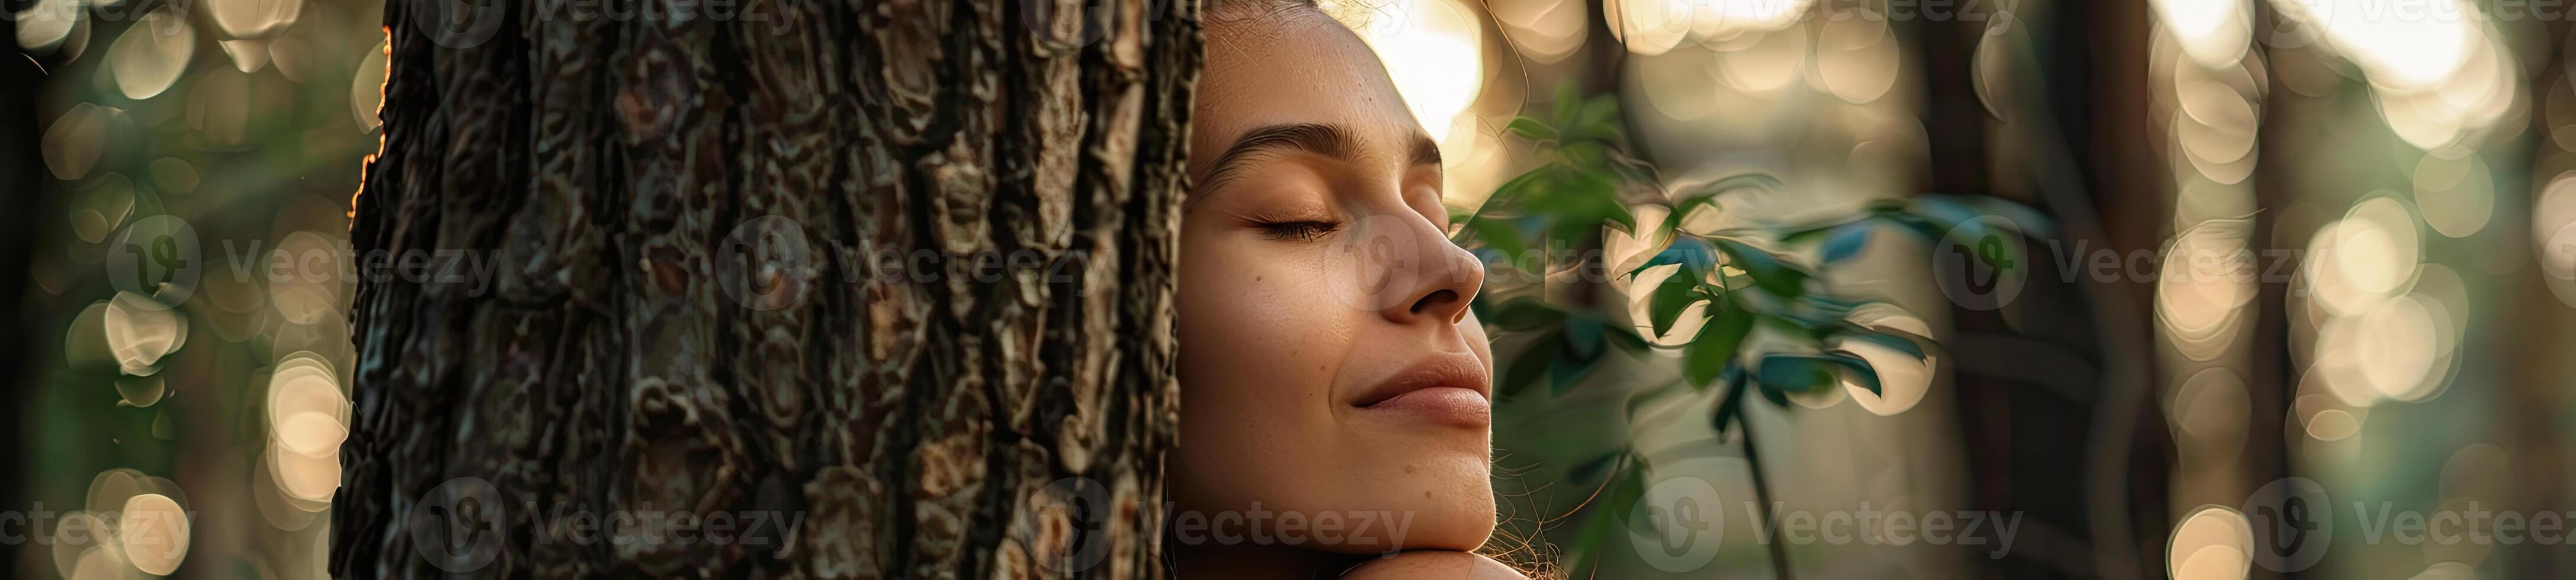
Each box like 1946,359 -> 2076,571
1351,353 -> 1492,427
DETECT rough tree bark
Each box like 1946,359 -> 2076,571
332,1 -> 1199,578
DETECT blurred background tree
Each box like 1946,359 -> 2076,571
1318,0 -> 2576,578
13,0 -> 2576,579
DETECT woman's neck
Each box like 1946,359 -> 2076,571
1173,542 -> 1372,579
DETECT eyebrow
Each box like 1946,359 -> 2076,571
1191,122 -> 1443,201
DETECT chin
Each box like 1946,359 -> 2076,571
1402,460 -> 1501,552
1384,499 -> 1499,554
1320,453 -> 1498,554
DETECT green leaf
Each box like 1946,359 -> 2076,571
1457,167 -> 1551,237
1454,167 -> 1552,253
1552,83 -> 1582,127
1532,171 -> 1629,250
1682,301 -> 1751,387
1923,194 -> 2055,238
1754,313 -> 1812,336
1464,215 -> 1530,263
1839,353 -> 1884,395
1647,265 -> 1702,337
1910,196 -> 1988,234
1666,196 -> 1720,234
1668,174 -> 1782,231
1556,140 -> 1606,170
1756,354 -> 1840,394
1778,215 -> 1866,243
1604,326 -> 1651,354
1603,459 -> 1647,525
1487,297 -> 1565,331
1820,222 -> 1872,263
1564,312 -> 1607,359
1685,173 -> 1785,199
1757,380 -> 1792,408
1629,236 -> 1718,278
1703,173 -> 1788,192
1602,197 -> 1640,233
1574,95 -> 1621,140
1492,165 -> 1554,202
1757,353 -> 1879,396
1843,326 -> 1929,360
1805,294 -> 1871,313
1500,335 -> 1560,397
1602,147 -> 1661,186
1550,349 -> 1602,397
1564,459 -> 1644,577
1712,237 -> 1810,298
1880,326 -> 1940,356
1888,212 -> 1954,241
1561,175 -> 1640,234
1504,116 -> 1557,141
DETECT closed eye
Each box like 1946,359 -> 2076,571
1256,220 -> 1341,242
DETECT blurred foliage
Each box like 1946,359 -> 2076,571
1457,84 -> 2043,576
18,1 -> 385,578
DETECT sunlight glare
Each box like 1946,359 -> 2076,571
1339,0 -> 1485,138
2272,0 -> 2474,90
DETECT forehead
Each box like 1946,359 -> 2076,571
1191,12 -> 1426,172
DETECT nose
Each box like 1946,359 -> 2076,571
1372,213 -> 1486,327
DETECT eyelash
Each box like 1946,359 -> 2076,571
1256,220 -> 1341,241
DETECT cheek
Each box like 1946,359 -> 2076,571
1459,310 -> 1494,368
1177,236 -> 1351,393
1173,232 -> 1358,507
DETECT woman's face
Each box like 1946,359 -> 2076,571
1174,9 -> 1496,555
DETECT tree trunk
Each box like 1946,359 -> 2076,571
331,1 -> 1199,578
0,15 -> 44,579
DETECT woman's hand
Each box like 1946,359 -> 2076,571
1339,550 -> 1531,579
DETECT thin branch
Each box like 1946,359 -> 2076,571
1736,412 -> 1796,580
